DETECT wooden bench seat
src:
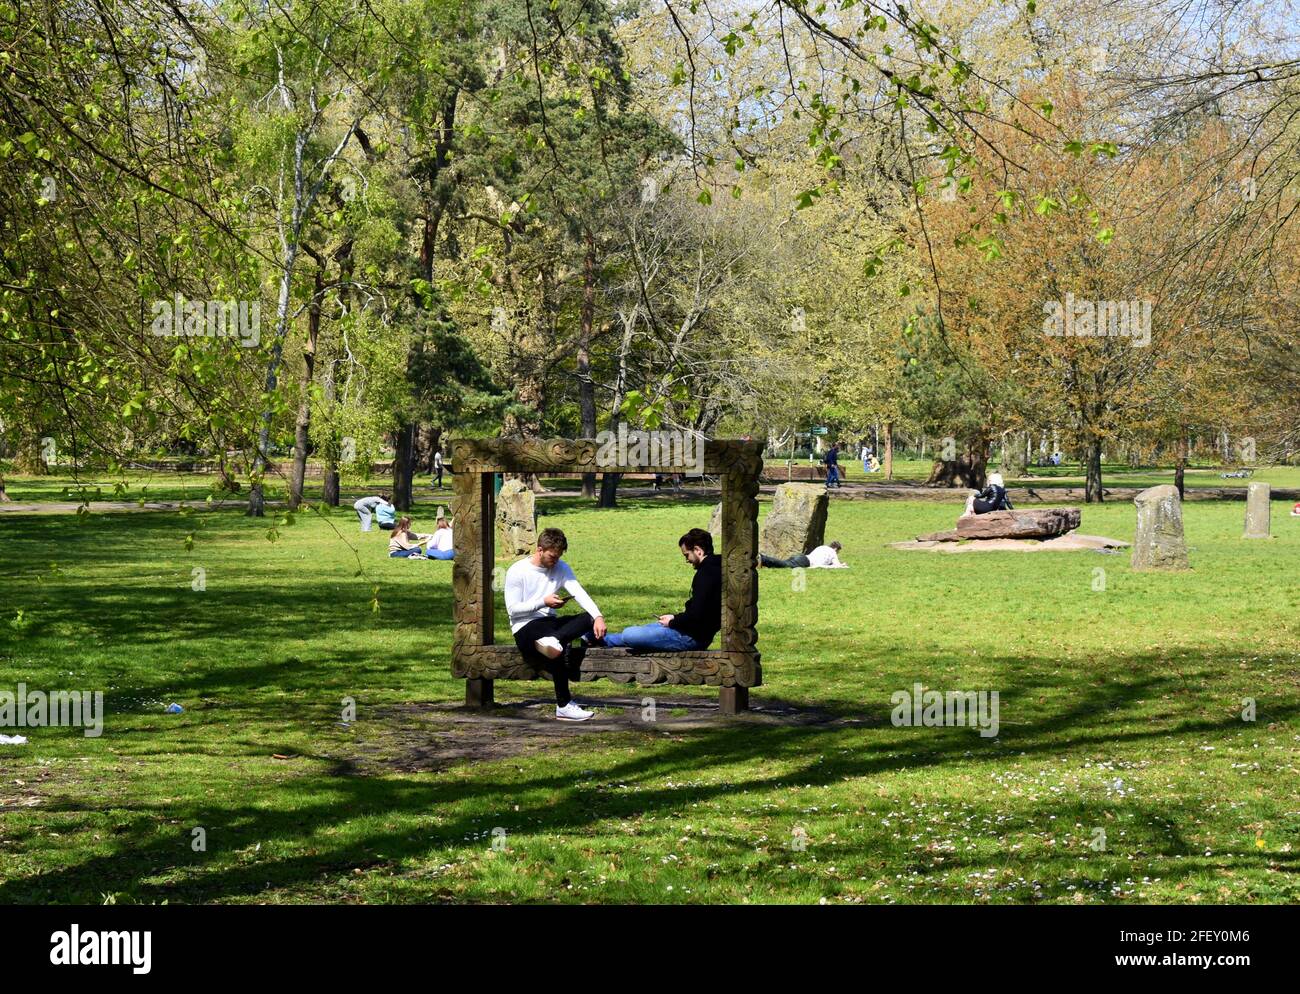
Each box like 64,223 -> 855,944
456,645 -> 761,714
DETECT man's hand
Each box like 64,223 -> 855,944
658,614 -> 674,627
593,616 -> 607,639
543,593 -> 566,608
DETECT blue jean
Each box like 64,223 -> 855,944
389,548 -> 424,558
825,465 -> 839,487
603,623 -> 701,651
426,548 -> 454,560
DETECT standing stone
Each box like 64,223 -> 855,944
708,502 -> 722,549
495,478 -> 537,556
1243,482 -> 1271,539
1131,484 -> 1190,571
759,483 -> 828,559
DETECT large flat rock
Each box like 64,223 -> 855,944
891,533 -> 1130,553
955,507 -> 1081,539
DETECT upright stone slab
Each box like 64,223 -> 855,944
1131,484 -> 1190,571
759,483 -> 828,559
495,478 -> 537,556
708,502 -> 722,549
1244,482 -> 1271,538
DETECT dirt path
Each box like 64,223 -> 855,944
3,482 -> 1293,514
331,695 -> 836,775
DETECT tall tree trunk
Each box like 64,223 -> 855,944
322,352 -> 341,507
578,232 -> 598,499
0,474 -> 9,501
598,310 -> 637,509
1174,431 -> 1188,500
15,429 -> 48,474
248,246 -> 296,518
288,267 -> 323,510
598,471 -> 621,508
392,423 -> 415,510
247,110 -> 361,516
415,424 -> 438,473
883,422 -> 894,480
1085,437 -> 1104,503
391,89 -> 458,508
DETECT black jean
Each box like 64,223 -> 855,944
513,612 -> 594,706
760,553 -> 811,568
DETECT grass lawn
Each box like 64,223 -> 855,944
1,493 -> 1298,904
5,459 -> 1298,507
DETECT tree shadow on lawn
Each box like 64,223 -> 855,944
3,656 -> 1295,903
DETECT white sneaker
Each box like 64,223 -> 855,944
534,636 -> 564,659
556,701 -> 594,722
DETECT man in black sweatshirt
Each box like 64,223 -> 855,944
601,528 -> 721,651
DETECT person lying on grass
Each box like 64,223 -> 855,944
962,472 -> 1013,516
598,528 -> 721,652
760,541 -> 848,569
387,516 -> 435,558
504,527 -> 607,722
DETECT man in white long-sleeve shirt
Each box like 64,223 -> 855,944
505,527 -> 607,721
759,541 -> 849,569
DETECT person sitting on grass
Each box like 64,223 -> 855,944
505,528 -> 606,722
425,516 -> 454,560
760,541 -> 848,569
962,472 -> 1012,516
601,528 -> 721,652
375,495 -> 398,531
387,516 -> 433,558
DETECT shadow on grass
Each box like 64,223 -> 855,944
3,657 -> 1295,904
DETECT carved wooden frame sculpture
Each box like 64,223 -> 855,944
451,437 -> 762,714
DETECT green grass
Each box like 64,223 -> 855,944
1,494 -> 1298,904
0,467 -> 458,506
7,458 -> 1296,506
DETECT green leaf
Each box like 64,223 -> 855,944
795,188 -> 820,209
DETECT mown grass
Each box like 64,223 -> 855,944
5,458 -> 1297,507
0,492 -> 1297,904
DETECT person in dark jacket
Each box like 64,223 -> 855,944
963,473 -> 1013,515
601,528 -> 720,651
823,443 -> 841,488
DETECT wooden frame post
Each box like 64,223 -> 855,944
450,437 -> 762,712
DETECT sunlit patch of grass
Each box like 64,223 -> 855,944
0,494 -> 1296,903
